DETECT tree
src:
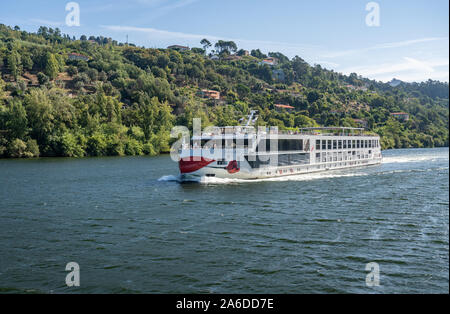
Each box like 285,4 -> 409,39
67,65 -> 78,77
137,96 -> 162,141
61,131 -> 85,157
8,139 -> 28,157
214,40 -> 237,54
6,100 -> 28,140
191,47 -> 205,55
44,52 -> 59,80
22,54 -> 34,71
37,72 -> 49,85
24,88 -> 54,145
157,54 -> 170,68
86,132 -> 107,156
7,50 -> 22,80
251,49 -> 266,59
292,56 -> 310,81
236,83 -> 250,97
26,139 -> 40,157
0,77 -> 6,100
200,38 -> 211,51
236,49 -> 247,56
307,90 -> 321,104
268,52 -> 289,64
7,138 -> 39,158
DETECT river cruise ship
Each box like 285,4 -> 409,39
178,113 -> 382,180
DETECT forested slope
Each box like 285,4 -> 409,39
0,24 -> 448,158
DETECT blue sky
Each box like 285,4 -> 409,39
1,0 -> 448,82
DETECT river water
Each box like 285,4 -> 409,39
0,148 -> 448,293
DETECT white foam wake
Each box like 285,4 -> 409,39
382,153 -> 448,164
157,175 -> 181,182
158,174 -> 202,183
158,170 -> 369,185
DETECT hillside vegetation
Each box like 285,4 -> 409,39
0,24 -> 448,158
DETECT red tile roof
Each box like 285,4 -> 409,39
274,104 -> 294,109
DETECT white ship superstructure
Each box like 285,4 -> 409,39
178,112 -> 382,180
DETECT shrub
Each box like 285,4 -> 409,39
61,132 -> 84,157
25,139 -> 40,157
106,136 -> 125,156
86,132 -> 107,156
7,138 -> 39,158
8,138 -> 27,157
124,138 -> 143,156
67,65 -> 78,77
143,142 -> 157,156
37,72 -> 49,85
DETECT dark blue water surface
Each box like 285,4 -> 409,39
0,148 -> 448,293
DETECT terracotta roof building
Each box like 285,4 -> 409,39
259,57 -> 278,66
200,89 -> 220,100
274,104 -> 294,111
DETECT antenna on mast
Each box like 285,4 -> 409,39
245,110 -> 258,127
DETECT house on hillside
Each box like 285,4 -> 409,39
345,84 -> 367,91
199,89 -> 220,100
259,57 -> 278,66
68,53 -> 89,61
167,45 -> 189,51
274,104 -> 294,112
390,112 -> 409,121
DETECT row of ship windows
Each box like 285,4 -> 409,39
244,150 -> 376,169
316,139 -> 379,150
245,153 -> 309,168
194,138 -> 379,151
315,151 -> 375,162
264,160 -> 371,176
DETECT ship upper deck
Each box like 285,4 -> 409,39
195,126 -> 379,138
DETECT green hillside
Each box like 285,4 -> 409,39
0,24 -> 448,158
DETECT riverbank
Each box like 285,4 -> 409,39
0,145 -> 448,160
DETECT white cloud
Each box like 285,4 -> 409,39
101,24 -> 320,53
102,25 -> 211,40
340,57 -> 449,82
313,61 -> 340,68
29,19 -> 63,27
322,37 -> 448,58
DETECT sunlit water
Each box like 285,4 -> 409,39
0,148 -> 448,293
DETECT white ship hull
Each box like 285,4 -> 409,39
180,156 -> 383,180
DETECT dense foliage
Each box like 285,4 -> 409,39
0,24 -> 448,158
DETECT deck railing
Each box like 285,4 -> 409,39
198,127 -> 378,137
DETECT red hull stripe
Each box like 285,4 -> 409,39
179,157 -> 215,174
